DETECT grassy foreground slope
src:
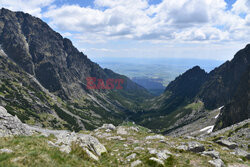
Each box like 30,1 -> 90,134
0,122 -> 249,167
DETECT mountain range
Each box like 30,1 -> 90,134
0,8 -> 151,131
0,8 -> 249,137
132,44 -> 250,134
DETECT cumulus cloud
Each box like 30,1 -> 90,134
1,0 -> 249,43
42,0 -> 249,43
246,14 -> 250,26
0,0 -> 54,17
232,0 -> 250,14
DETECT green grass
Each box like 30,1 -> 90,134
0,124 -> 250,167
0,135 -> 94,167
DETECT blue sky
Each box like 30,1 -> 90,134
1,0 -> 250,60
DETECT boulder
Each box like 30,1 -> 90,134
77,134 -> 107,156
156,151 -> 170,160
100,124 -> 116,131
117,126 -> 128,135
134,147 -> 145,151
0,106 -> 32,137
146,135 -> 165,140
234,148 -> 250,160
208,159 -> 225,167
131,160 -> 142,167
149,157 -> 164,166
148,148 -> 171,160
202,150 -> 220,159
187,141 -> 205,153
53,132 -> 107,160
148,148 -> 157,154
126,153 -> 137,161
177,145 -> 188,151
0,148 -> 13,153
216,140 -> 237,149
129,127 -> 139,132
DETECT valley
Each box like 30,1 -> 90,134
0,8 -> 249,167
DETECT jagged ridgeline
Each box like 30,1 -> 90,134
0,8 -> 152,131
133,44 -> 250,134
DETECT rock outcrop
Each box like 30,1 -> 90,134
0,106 -> 32,137
214,65 -> 250,130
51,132 -> 107,161
215,139 -> 238,149
0,106 -> 107,161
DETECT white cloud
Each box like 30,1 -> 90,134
42,0 -> 249,43
246,14 -> 250,26
232,0 -> 250,14
0,0 -> 54,17
1,0 -> 249,45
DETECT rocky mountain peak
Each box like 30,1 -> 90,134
0,8 -> 152,131
165,65 -> 207,95
198,43 -> 250,110
0,9 -> 150,100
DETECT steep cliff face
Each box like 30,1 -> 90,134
0,8 -> 150,100
135,44 -> 250,133
0,50 -> 75,130
214,65 -> 250,130
198,44 -> 250,110
0,8 -> 151,130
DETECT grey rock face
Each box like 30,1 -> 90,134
234,148 -> 250,160
0,8 -> 152,132
0,106 -> 32,137
208,159 -> 225,167
0,106 -> 106,161
145,135 -> 165,140
148,148 -> 171,161
32,127 -> 107,161
177,145 -> 188,151
99,124 -> 116,131
216,139 -> 238,149
126,153 -> 137,161
149,157 -> 164,166
53,132 -> 107,160
156,151 -> 170,160
187,141 -> 205,153
131,160 -> 142,167
0,148 -> 13,153
202,150 -> 220,159
117,126 -> 128,135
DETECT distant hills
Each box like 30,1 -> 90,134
132,77 -> 165,96
95,57 -> 223,87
